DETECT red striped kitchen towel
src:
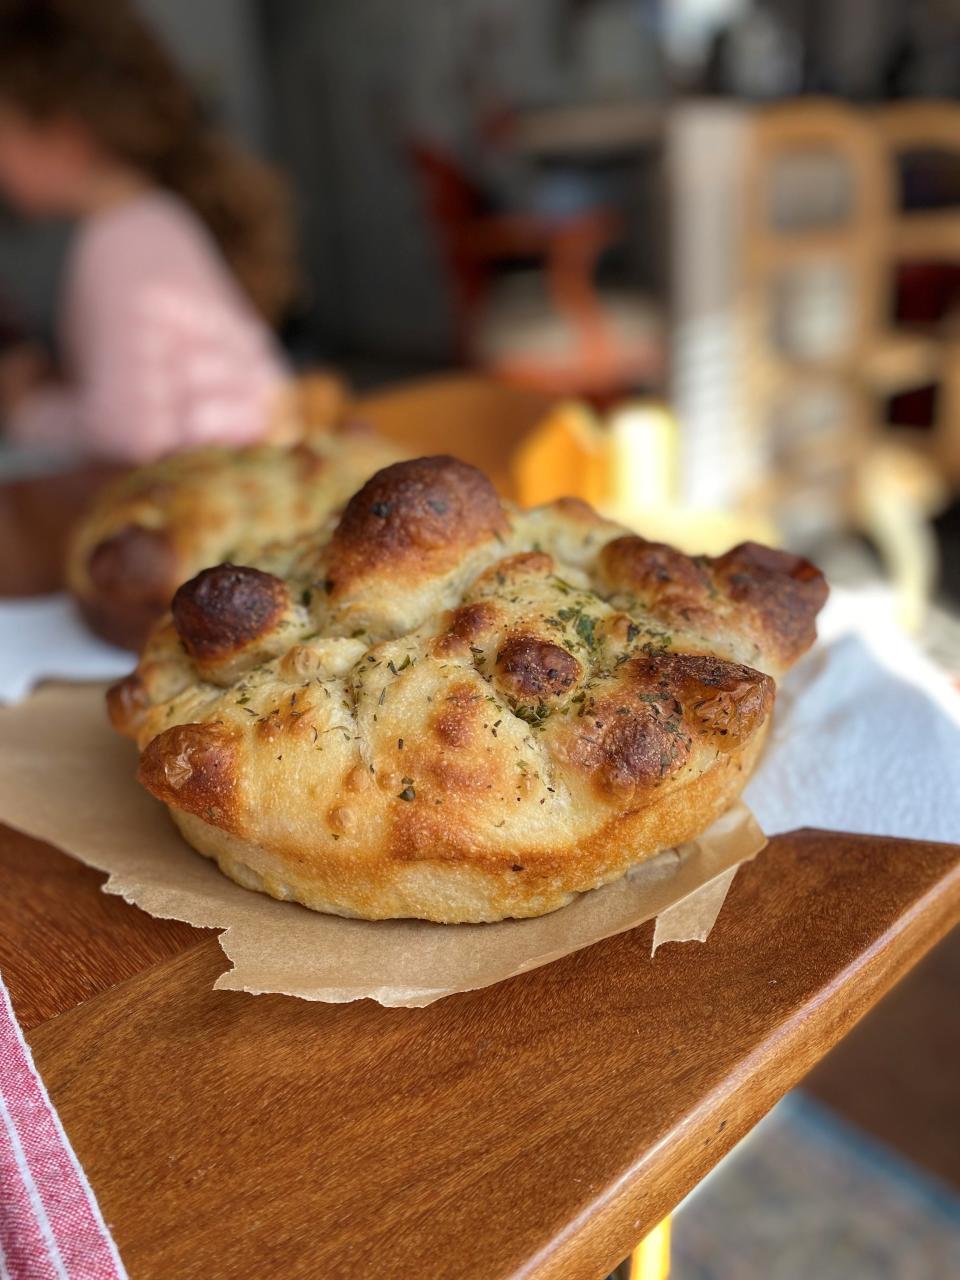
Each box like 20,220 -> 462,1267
0,974 -> 126,1280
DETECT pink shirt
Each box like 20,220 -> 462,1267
9,192 -> 289,463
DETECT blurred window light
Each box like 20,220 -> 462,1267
662,0 -> 747,68
607,401 -> 679,515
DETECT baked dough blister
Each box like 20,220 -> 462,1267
67,429 -> 403,649
109,456 -> 827,922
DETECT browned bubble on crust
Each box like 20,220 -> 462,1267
629,651 -> 774,746
138,721 -> 240,829
326,456 -> 508,595
562,699 -> 692,796
711,542 -> 828,665
598,535 -> 827,669
87,524 -> 176,605
495,635 -> 581,701
599,535 -> 711,609
106,672 -> 151,737
172,564 -> 289,662
433,600 -> 501,658
560,651 -> 773,798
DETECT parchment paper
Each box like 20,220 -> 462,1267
0,683 -> 765,1006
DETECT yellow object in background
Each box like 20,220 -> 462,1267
512,397 -> 776,553
607,401 -> 679,512
604,400 -> 777,550
630,1216 -> 671,1279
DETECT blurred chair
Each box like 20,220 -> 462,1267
740,100 -> 885,538
410,143 -> 662,402
876,101 -> 960,486
733,100 -> 950,626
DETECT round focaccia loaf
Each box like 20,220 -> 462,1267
67,428 -> 403,650
109,456 -> 827,923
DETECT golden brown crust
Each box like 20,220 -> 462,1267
87,524 -> 177,605
600,536 -> 711,601
326,456 -> 509,598
597,535 -> 827,672
76,596 -> 163,653
432,601 -> 501,658
105,671 -> 151,734
111,457 -> 827,922
68,431 -> 404,651
167,728 -> 768,922
495,635 -> 582,701
79,525 -> 179,648
555,653 -> 774,801
138,722 -> 240,831
172,565 -> 289,665
711,542 -> 829,667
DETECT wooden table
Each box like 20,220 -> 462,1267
2,397 -> 960,1278
3,826 -> 958,1279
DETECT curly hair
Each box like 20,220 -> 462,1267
0,0 -> 299,324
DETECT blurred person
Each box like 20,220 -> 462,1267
0,0 -> 298,463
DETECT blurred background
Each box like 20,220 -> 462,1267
4,0 -> 960,655
1,2 -> 959,1275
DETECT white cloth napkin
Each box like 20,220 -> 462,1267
0,595 -> 133,703
745,589 -> 960,844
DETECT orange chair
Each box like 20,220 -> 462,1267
353,371 -> 555,498
410,143 -> 662,402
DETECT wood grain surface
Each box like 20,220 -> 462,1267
24,829 -> 960,1280
0,824 -> 205,1029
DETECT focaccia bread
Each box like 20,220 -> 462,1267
67,429 -> 403,650
109,456 -> 827,923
